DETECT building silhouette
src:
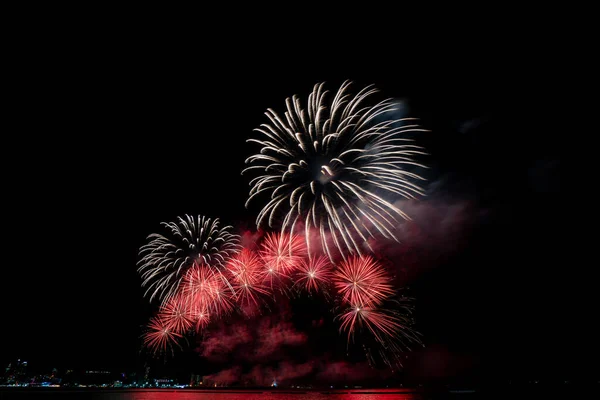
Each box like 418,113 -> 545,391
2,359 -> 28,385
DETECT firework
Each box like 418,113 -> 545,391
338,304 -> 401,344
332,255 -> 395,307
243,80 -> 428,260
142,315 -> 183,356
258,232 -> 306,286
157,295 -> 194,335
336,293 -> 422,369
226,248 -> 270,307
138,226 -> 424,367
180,263 -> 236,317
190,302 -> 211,331
209,273 -> 237,317
137,215 -> 242,304
293,255 -> 332,293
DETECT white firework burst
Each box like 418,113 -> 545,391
137,215 -> 242,304
243,80 -> 428,260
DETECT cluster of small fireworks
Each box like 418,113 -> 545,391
140,226 -> 420,360
138,81 -> 427,367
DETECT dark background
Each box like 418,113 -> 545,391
1,13 -> 590,386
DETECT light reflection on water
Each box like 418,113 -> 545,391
121,392 -> 417,400
1,389 -> 425,400
89,389 -> 421,400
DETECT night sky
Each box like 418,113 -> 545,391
2,24 -> 590,386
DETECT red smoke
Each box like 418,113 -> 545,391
316,360 -> 381,382
200,305 -> 307,363
252,317 -> 307,360
200,323 -> 253,362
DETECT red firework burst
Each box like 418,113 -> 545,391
209,272 -> 236,317
258,232 -> 306,285
226,248 -> 270,307
337,304 -> 403,344
142,315 -> 182,355
179,263 -> 236,317
157,295 -> 194,335
180,263 -> 218,305
189,302 -> 211,330
332,255 -> 395,306
293,255 -> 333,293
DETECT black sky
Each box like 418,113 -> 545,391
1,18 -> 590,384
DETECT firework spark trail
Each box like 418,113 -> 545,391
243,80 -> 428,260
338,304 -> 404,345
226,248 -> 271,308
293,255 -> 332,294
209,272 -> 237,317
190,302 -> 211,331
137,215 -> 242,305
179,263 -> 218,304
157,295 -> 194,335
258,232 -> 306,287
336,295 -> 423,369
332,255 -> 395,307
179,263 -> 236,318
142,315 -> 183,356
